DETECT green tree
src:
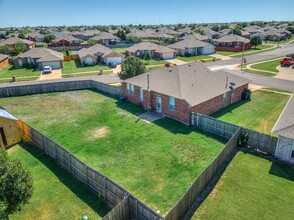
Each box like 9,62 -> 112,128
18,32 -> 25,39
250,36 -> 262,48
0,148 -> 33,220
0,34 -> 5,39
118,56 -> 146,80
43,34 -> 56,43
87,39 -> 96,45
12,42 -> 27,55
228,28 -> 242,36
195,29 -> 205,35
144,51 -> 152,64
212,25 -> 220,32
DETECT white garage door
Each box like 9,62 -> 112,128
41,61 -> 61,69
201,45 -> 215,55
106,57 -> 122,65
85,57 -> 93,65
162,53 -> 175,60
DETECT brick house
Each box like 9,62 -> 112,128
212,34 -> 251,52
0,54 -> 9,69
122,62 -> 251,124
0,37 -> 35,53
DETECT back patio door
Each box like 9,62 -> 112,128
0,127 -> 7,147
156,96 -> 162,113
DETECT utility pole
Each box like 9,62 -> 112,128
240,38 -> 246,71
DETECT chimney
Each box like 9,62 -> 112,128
226,77 -> 228,88
147,73 -> 150,91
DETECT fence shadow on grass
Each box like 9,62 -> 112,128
210,99 -> 250,118
18,141 -> 111,217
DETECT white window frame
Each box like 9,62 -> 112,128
169,97 -> 175,111
291,142 -> 294,159
223,92 -> 227,103
140,87 -> 144,102
130,84 -> 134,96
126,83 -> 130,95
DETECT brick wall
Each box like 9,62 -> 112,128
0,57 -> 9,69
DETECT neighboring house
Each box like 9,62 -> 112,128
0,54 -> 9,69
0,37 -> 35,50
50,36 -> 81,47
212,34 -> 251,51
241,30 -> 251,39
127,29 -> 174,40
199,27 -> 220,39
77,43 -> 123,65
0,109 -> 21,149
180,33 -> 209,42
12,48 -> 64,69
125,42 -> 176,60
122,62 -> 250,124
218,29 -> 231,38
168,39 -> 215,56
264,30 -> 281,41
272,95 -> 294,164
90,33 -> 121,46
251,32 -> 267,40
26,32 -> 45,42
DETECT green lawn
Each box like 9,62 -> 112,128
8,143 -> 110,220
176,55 -> 213,62
0,64 -> 40,81
192,151 -> 294,220
251,59 -> 280,73
216,45 -> 279,57
241,68 -> 276,76
62,60 -> 112,74
266,36 -> 294,44
113,47 -> 126,53
263,87 -> 293,94
142,59 -> 168,66
1,90 -> 226,215
211,90 -> 290,135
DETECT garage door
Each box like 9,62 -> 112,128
85,57 -> 93,65
106,57 -> 122,65
201,46 -> 215,55
162,53 -> 175,60
41,61 -> 61,69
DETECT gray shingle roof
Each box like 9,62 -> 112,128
77,43 -> 122,58
124,62 -> 251,107
168,38 -> 211,50
13,48 -> 63,62
180,33 -> 209,41
215,34 -> 250,43
0,37 -> 34,46
90,33 -> 120,41
0,54 -> 8,62
126,42 -> 175,54
272,95 -> 294,138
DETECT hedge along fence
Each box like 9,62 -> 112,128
164,128 -> 241,220
191,113 -> 278,155
0,80 -> 122,98
18,120 -> 162,220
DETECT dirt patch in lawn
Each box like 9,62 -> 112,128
86,126 -> 110,140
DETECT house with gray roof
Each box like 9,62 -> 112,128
272,95 -> 294,164
90,33 -> 121,46
212,34 -> 251,51
12,48 -> 63,69
0,37 -> 35,53
168,38 -> 215,56
122,62 -> 250,124
126,42 -> 176,60
77,43 -> 123,65
180,33 -> 209,42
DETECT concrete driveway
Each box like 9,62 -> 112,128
112,64 -> 121,74
39,69 -> 62,80
275,66 -> 294,81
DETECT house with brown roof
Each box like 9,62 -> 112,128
272,95 -> 294,164
212,34 -> 251,52
12,48 -> 64,69
0,54 -> 9,69
0,37 -> 35,52
122,62 -> 251,124
168,39 -> 215,56
89,33 -> 121,46
126,42 -> 176,60
77,44 -> 123,65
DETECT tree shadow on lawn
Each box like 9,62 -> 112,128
17,142 -> 111,217
210,99 -> 250,118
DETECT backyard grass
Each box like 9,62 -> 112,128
192,151 -> 294,220
62,60 -> 111,74
1,90 -> 226,215
0,64 -> 40,81
113,47 -> 126,53
142,59 -> 168,66
8,143 -> 110,220
176,55 -> 213,62
251,59 -> 280,73
211,90 -> 290,135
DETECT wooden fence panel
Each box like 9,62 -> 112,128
103,195 -> 131,220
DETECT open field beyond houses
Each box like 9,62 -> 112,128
192,152 -> 294,220
1,90 -> 226,215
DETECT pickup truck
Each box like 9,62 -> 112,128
280,57 -> 294,66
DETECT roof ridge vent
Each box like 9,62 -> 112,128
169,68 -> 172,72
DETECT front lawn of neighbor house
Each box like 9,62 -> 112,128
142,59 -> 168,66
62,60 -> 112,74
192,151 -> 294,220
113,47 -> 126,53
176,55 -> 214,62
0,64 -> 40,82
1,90 -> 226,216
250,59 -> 280,73
8,143 -> 110,220
211,90 -> 290,135
216,45 -> 279,57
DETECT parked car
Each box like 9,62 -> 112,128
43,66 -> 52,74
108,62 -> 117,68
280,57 -> 294,66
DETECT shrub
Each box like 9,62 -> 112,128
237,132 -> 249,147
184,52 -> 191,57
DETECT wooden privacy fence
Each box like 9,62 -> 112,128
0,80 -> 122,98
164,128 -> 241,220
191,113 -> 278,155
18,120 -> 162,220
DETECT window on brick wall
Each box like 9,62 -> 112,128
126,83 -> 130,95
169,97 -> 175,111
291,142 -> 294,158
223,92 -> 227,102
130,84 -> 134,96
140,87 -> 144,102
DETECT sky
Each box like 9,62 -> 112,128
0,0 -> 293,27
